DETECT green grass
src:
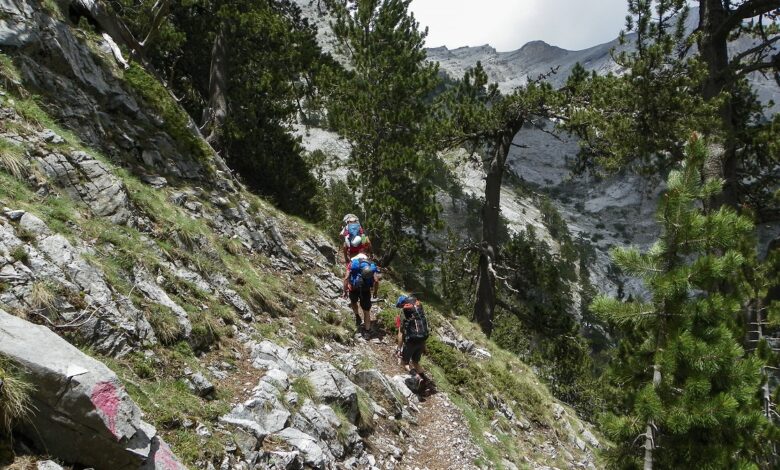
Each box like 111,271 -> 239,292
0,138 -> 27,179
145,304 -> 184,346
355,389 -> 375,433
29,280 -> 57,312
0,357 -> 34,434
122,63 -> 212,167
9,245 -> 28,264
290,377 -> 316,401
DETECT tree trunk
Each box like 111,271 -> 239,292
139,0 -> 171,49
698,0 -> 738,208
643,363 -> 662,470
202,25 -> 228,149
473,130 -> 514,336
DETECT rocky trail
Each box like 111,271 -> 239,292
356,329 -> 486,470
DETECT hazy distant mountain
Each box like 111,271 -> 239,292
426,7 -> 778,110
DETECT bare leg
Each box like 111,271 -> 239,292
350,302 -> 361,328
362,308 -> 372,332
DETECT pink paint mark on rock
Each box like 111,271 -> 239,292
90,380 -> 121,438
154,439 -> 183,470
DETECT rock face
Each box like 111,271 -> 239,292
36,150 -> 132,224
0,309 -> 185,469
0,215 -> 155,356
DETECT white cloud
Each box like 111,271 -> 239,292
410,0 -> 629,51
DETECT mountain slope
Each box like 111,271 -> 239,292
0,1 -> 601,469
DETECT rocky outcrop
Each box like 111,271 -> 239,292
0,213 -> 155,356
220,342 -> 374,469
0,308 -> 184,469
36,150 -> 132,224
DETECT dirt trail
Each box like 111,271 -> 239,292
356,332 -> 485,470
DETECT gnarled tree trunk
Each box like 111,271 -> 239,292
202,25 -> 228,149
473,129 -> 516,336
698,0 -> 738,208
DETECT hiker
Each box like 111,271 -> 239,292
344,253 -> 379,336
341,214 -> 372,264
395,294 -> 431,394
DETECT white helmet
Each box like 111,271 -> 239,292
343,213 -> 359,224
350,235 -> 363,247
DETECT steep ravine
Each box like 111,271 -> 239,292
0,1 -> 600,469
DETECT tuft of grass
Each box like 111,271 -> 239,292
188,309 -> 222,351
332,405 -> 354,445
323,309 -> 342,326
302,335 -> 317,350
222,238 -> 244,256
0,139 -> 27,180
290,377 -> 316,401
355,389 -> 375,433
0,357 -> 34,435
9,245 -> 28,265
29,280 -> 57,312
146,304 -> 184,346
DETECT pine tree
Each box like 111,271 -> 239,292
327,0 -> 442,266
440,62 -> 559,336
593,137 -> 767,469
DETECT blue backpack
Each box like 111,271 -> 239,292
346,223 -> 361,241
349,259 -> 376,289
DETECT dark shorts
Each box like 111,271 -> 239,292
349,287 -> 372,311
402,339 -> 426,364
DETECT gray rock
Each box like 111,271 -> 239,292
305,366 -> 358,422
0,309 -> 184,469
257,450 -> 303,470
270,428 -> 326,469
141,175 -> 168,188
133,265 -> 192,338
251,341 -> 308,375
262,368 -> 290,390
186,372 -> 215,398
141,149 -> 163,167
552,403 -> 566,420
36,151 -> 131,224
36,461 -> 64,470
19,213 -> 51,237
581,427 -> 600,448
39,129 -> 64,144
2,221 -> 154,356
4,209 -> 25,221
220,381 -> 290,438
231,427 -> 258,457
352,369 -> 405,418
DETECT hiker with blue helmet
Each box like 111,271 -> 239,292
395,294 -> 432,394
343,253 -> 379,336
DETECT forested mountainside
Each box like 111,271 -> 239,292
1,0 -> 779,469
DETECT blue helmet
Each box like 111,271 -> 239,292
395,295 -> 409,308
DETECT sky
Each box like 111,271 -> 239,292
409,0 -> 630,52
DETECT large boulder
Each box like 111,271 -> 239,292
305,365 -> 358,422
251,340 -> 310,375
352,369 -> 405,418
0,309 -> 184,469
269,428 -> 326,469
219,379 -> 291,438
